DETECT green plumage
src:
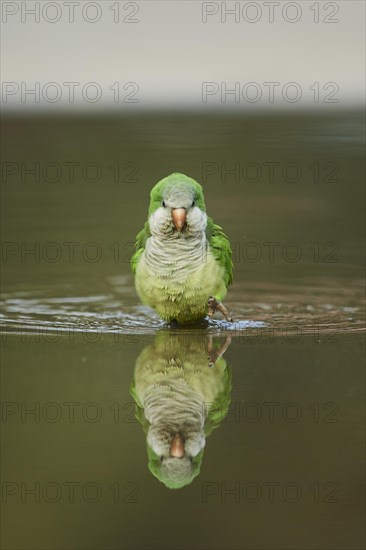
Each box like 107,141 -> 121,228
206,217 -> 233,288
131,173 -> 233,322
130,221 -> 150,274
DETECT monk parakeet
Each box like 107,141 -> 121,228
131,173 -> 233,324
130,332 -> 232,489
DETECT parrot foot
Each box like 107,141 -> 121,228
207,336 -> 232,367
207,296 -> 233,322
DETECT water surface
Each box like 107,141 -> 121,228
1,113 -> 365,549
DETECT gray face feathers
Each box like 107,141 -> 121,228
148,180 -> 207,239
162,181 -> 196,210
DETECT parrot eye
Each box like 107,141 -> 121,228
192,201 -> 195,207
160,456 -> 164,463
162,201 -> 166,207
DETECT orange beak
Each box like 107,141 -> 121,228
169,433 -> 185,458
171,208 -> 186,232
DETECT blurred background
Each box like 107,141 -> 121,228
2,0 -> 365,111
1,1 -> 365,549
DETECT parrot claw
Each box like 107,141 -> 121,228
207,336 -> 232,367
207,296 -> 233,322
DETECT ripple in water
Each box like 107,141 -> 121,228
0,288 -> 364,337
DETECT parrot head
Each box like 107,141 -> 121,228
144,388 -> 207,489
147,173 -> 207,238
146,424 -> 206,489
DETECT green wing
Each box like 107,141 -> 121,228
206,217 -> 233,287
130,222 -> 151,274
204,357 -> 232,437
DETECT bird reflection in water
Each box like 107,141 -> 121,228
130,332 -> 232,489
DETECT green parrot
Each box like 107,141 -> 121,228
130,332 -> 232,489
131,173 -> 233,324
